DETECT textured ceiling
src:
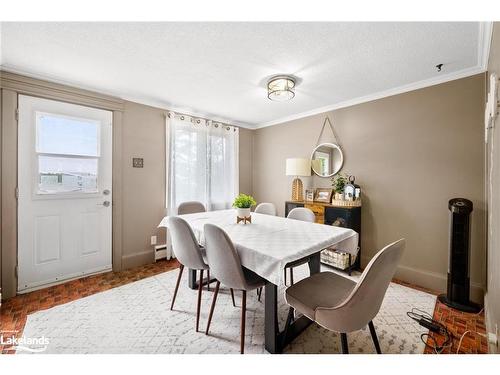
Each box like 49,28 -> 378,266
0,22 -> 487,128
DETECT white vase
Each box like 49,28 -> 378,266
236,207 -> 251,218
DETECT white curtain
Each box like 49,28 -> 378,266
166,113 -> 239,216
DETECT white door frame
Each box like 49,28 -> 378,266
17,95 -> 114,293
0,72 -> 125,301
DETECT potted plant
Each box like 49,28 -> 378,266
233,193 -> 256,219
331,173 -> 347,200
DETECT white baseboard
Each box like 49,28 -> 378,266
484,293 -> 500,353
362,256 -> 484,303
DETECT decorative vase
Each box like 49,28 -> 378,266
236,207 -> 251,224
237,207 -> 251,217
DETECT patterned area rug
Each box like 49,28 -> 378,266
20,265 -> 436,354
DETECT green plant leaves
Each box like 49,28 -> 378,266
232,193 -> 257,208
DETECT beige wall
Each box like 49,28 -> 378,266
0,72 -> 253,299
120,103 -> 255,268
120,101 -> 167,268
0,88 -> 4,298
0,88 -> 2,297
239,127 -> 254,195
486,22 -> 500,352
1,88 -> 19,300
253,74 -> 486,301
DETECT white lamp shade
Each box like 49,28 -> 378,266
286,158 -> 311,177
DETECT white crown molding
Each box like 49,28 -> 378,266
1,59 -> 487,131
3,21 -> 492,131
0,65 -> 254,129
256,22 -> 493,130
115,93 -> 254,129
256,65 -> 486,129
478,21 -> 494,70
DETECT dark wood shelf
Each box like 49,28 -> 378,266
285,200 -> 361,209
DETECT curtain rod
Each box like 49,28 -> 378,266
163,110 -> 242,129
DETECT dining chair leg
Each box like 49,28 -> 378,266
196,269 -> 204,332
368,321 -> 382,354
230,288 -> 236,307
257,287 -> 262,302
290,268 -> 294,285
207,269 -> 210,291
170,264 -> 185,310
205,281 -> 220,335
340,333 -> 349,354
284,269 -> 287,286
282,307 -> 294,349
240,290 -> 247,354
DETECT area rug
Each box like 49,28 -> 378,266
19,265 -> 436,354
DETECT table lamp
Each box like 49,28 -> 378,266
286,158 -> 311,201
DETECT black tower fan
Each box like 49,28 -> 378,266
438,198 -> 481,312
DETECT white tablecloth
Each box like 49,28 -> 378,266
159,209 -> 359,286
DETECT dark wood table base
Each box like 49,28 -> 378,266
265,252 -> 321,353
187,252 -> 321,354
188,269 -> 217,290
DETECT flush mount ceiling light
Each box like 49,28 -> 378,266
267,75 -> 296,101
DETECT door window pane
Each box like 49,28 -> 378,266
36,112 -> 100,157
38,155 -> 98,194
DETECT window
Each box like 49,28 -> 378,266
315,151 -> 330,176
167,116 -> 238,213
35,112 -> 101,194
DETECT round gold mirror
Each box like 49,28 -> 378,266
310,143 -> 344,177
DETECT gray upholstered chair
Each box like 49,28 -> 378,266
283,239 -> 405,354
254,202 -> 277,216
287,207 -> 316,222
168,216 -> 210,332
178,201 -> 206,215
285,207 -> 316,285
175,200 -> 215,291
203,223 -> 266,354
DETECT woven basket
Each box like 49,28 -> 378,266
330,199 -> 362,207
321,248 -> 357,269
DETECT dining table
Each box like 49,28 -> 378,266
159,208 -> 359,353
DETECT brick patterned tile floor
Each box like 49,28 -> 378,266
0,259 -> 179,354
423,299 -> 488,354
393,278 -> 487,354
1,261 -> 488,354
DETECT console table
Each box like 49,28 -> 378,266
285,201 -> 361,272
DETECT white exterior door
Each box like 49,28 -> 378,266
18,95 -> 113,292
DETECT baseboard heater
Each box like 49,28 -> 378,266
154,244 -> 174,261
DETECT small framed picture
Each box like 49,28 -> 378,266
305,189 -> 314,202
314,188 -> 333,203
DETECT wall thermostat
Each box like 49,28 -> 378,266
133,158 -> 144,168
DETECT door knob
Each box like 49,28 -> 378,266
98,201 -> 111,207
